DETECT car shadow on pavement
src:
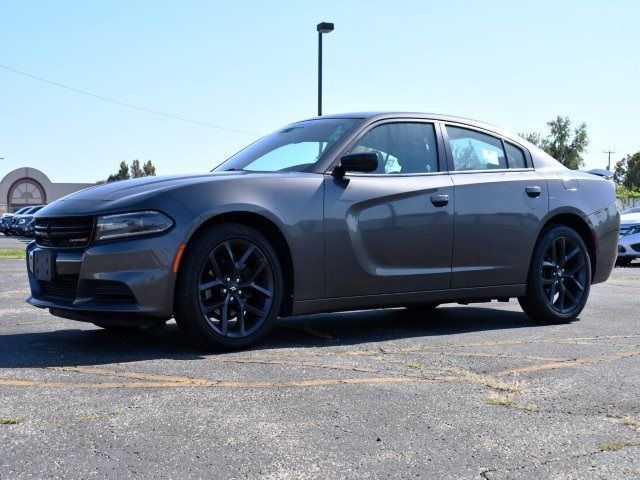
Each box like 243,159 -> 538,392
0,306 -> 547,369
266,306 -> 543,350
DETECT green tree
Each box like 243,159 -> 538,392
520,116 -> 589,169
614,152 -> 640,190
520,131 -> 543,147
143,160 -> 156,177
106,161 -> 131,182
130,159 -> 144,178
104,160 -> 157,183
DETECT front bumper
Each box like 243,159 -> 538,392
26,233 -> 179,322
618,232 -> 640,258
15,224 -> 27,235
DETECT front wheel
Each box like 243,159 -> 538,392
518,225 -> 591,324
174,223 -> 283,350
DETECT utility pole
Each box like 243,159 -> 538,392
603,150 -> 615,171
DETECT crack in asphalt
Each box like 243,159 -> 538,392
498,347 -> 640,376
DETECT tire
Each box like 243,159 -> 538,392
616,257 -> 632,267
174,223 -> 284,350
518,225 -> 591,324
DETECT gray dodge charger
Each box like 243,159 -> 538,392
26,112 -> 619,349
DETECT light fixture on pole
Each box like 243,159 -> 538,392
317,22 -> 334,116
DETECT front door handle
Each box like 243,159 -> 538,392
430,194 -> 449,207
525,186 -> 542,198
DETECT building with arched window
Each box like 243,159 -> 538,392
0,167 -> 93,214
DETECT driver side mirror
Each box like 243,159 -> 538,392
334,152 -> 378,177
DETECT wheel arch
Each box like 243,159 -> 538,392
181,211 -> 295,316
537,210 -> 597,280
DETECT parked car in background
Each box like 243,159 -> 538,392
23,218 -> 37,238
12,205 -> 44,236
1,213 -> 15,235
617,209 -> 640,266
621,206 -> 640,215
6,207 -> 33,235
26,112 -> 619,349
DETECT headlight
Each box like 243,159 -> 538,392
18,218 -> 26,224
95,211 -> 173,242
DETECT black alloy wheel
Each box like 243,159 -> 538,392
197,239 -> 275,338
540,235 -> 588,314
519,225 -> 591,324
174,223 -> 283,350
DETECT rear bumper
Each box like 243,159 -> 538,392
587,204 -> 620,284
25,233 -> 182,322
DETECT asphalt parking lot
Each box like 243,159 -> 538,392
1,258 -> 639,479
0,236 -> 30,249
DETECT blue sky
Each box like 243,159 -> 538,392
1,0 -> 639,183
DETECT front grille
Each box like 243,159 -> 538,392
35,217 -> 94,248
40,276 -> 79,300
620,224 -> 640,237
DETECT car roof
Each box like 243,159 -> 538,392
298,111 -> 522,144
23,205 -> 43,214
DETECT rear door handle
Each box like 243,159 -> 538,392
430,194 -> 449,207
525,186 -> 541,198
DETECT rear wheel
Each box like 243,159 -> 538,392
174,223 -> 283,350
518,225 -> 591,324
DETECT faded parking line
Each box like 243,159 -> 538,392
1,345 -> 639,389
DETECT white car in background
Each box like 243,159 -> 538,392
618,207 -> 640,266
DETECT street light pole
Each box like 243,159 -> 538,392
317,22 -> 334,116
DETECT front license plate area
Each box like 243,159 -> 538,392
34,250 -> 55,281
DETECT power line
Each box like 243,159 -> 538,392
0,63 -> 259,137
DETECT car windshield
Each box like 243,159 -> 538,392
621,207 -> 640,215
215,118 -> 358,173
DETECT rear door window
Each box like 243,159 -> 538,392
446,126 -> 507,171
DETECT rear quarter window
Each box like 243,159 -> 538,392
505,142 -> 527,169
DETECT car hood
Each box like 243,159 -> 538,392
34,171 -> 259,217
61,172 -> 247,202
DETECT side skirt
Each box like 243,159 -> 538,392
291,284 -> 526,316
